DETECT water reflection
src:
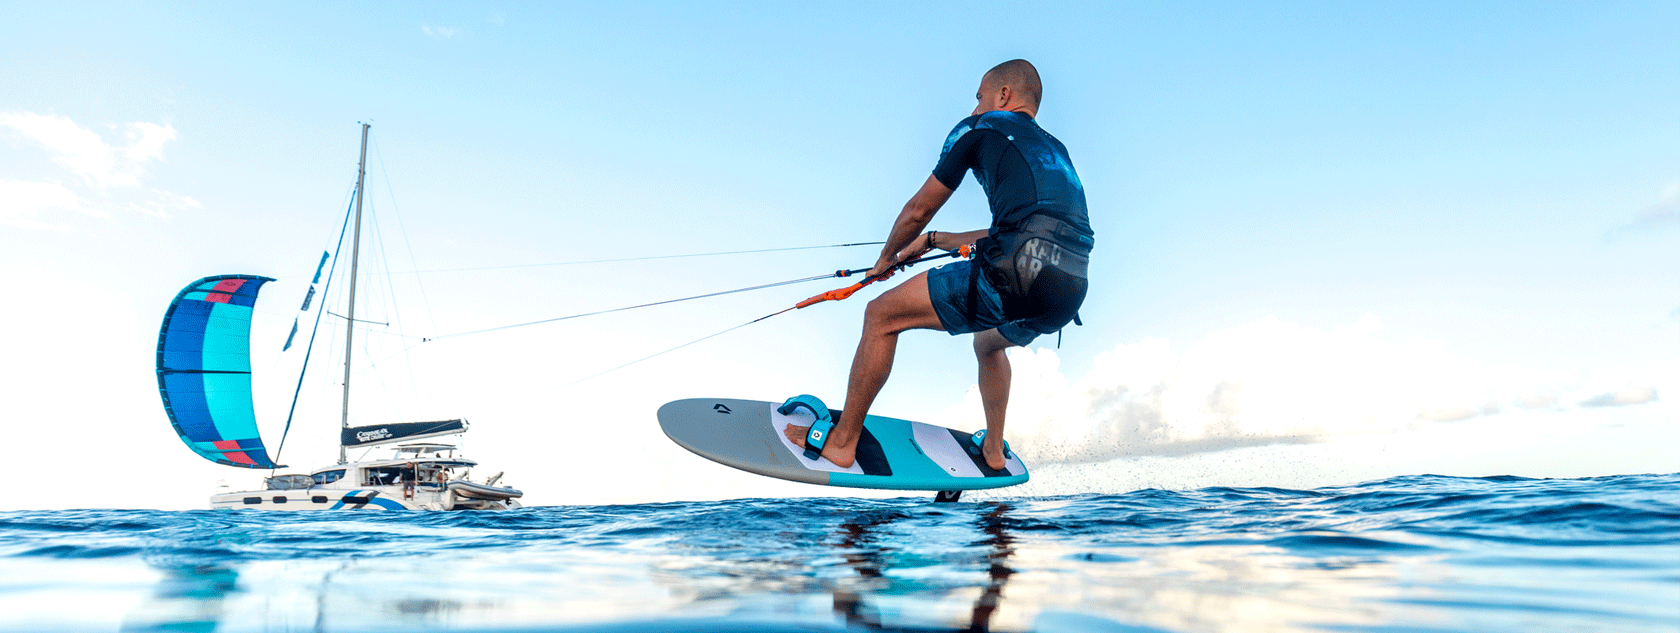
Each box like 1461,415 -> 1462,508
969,504 -> 1017,632
826,503 -> 1020,632
120,564 -> 240,633
118,558 -> 498,633
830,508 -> 896,627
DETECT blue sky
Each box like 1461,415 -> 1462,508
2,2 -> 1676,508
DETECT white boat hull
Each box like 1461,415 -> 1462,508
211,486 -> 521,511
210,449 -> 523,511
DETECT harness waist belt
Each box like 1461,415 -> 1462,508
1001,213 -> 1090,280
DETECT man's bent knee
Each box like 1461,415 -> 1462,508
973,329 -> 1017,356
863,277 -> 942,335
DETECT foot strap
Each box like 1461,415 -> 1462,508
970,429 -> 1014,461
778,395 -> 835,460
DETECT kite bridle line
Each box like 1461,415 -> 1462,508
503,244 -> 976,398
424,244 -> 972,341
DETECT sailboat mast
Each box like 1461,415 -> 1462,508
339,122 -> 370,465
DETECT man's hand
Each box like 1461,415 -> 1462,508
866,254 -> 900,280
871,230 -> 941,278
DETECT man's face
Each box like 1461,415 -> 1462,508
972,76 -> 1006,116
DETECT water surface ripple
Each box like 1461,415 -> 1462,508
1,473 -> 1675,632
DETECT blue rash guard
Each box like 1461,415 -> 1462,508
930,111 -> 1093,332
932,111 -> 1093,241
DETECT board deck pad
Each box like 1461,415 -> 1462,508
658,398 -> 1028,491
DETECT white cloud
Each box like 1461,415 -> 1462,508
1513,387 -> 1564,411
0,111 -> 189,230
1417,401 -> 1501,422
122,121 -> 176,165
932,314 -> 1666,468
422,25 -> 459,40
1578,384 -> 1659,408
0,111 -> 176,189
0,179 -> 103,230
1610,181 -> 1679,237
128,188 -> 202,220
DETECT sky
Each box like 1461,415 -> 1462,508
2,1 -> 1676,510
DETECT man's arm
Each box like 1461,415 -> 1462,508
931,228 -> 991,250
897,227 -> 991,265
869,175 -> 956,277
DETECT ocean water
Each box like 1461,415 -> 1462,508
2,474 -> 1676,633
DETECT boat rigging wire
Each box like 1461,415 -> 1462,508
370,135 -> 441,335
366,137 -> 436,422
274,183 -> 358,465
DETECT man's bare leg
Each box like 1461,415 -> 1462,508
973,329 -> 1017,470
783,271 -> 944,467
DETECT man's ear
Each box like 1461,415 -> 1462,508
996,84 -> 1014,109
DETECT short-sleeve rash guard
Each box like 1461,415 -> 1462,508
931,111 -> 1092,239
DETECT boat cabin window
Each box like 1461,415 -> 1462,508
265,474 -> 315,490
363,466 -> 414,486
312,469 -> 347,486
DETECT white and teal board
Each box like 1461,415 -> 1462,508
657,398 -> 1028,492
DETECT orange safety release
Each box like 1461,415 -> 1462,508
795,276 -> 878,309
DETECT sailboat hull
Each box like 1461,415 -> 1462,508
209,451 -> 523,511
210,486 -> 521,511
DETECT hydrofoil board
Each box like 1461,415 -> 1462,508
657,397 -> 1028,498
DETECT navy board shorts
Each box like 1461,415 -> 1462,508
927,259 -> 1066,346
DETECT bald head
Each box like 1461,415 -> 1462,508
983,59 -> 1042,109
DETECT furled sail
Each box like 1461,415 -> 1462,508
342,419 -> 469,448
156,275 -> 283,468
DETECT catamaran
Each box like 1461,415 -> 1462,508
154,124 -> 523,511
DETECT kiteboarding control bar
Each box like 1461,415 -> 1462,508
793,245 -> 973,309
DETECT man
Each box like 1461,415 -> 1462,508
783,59 -> 1093,472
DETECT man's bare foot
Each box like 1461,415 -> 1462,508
982,439 -> 1008,471
783,422 -> 858,468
